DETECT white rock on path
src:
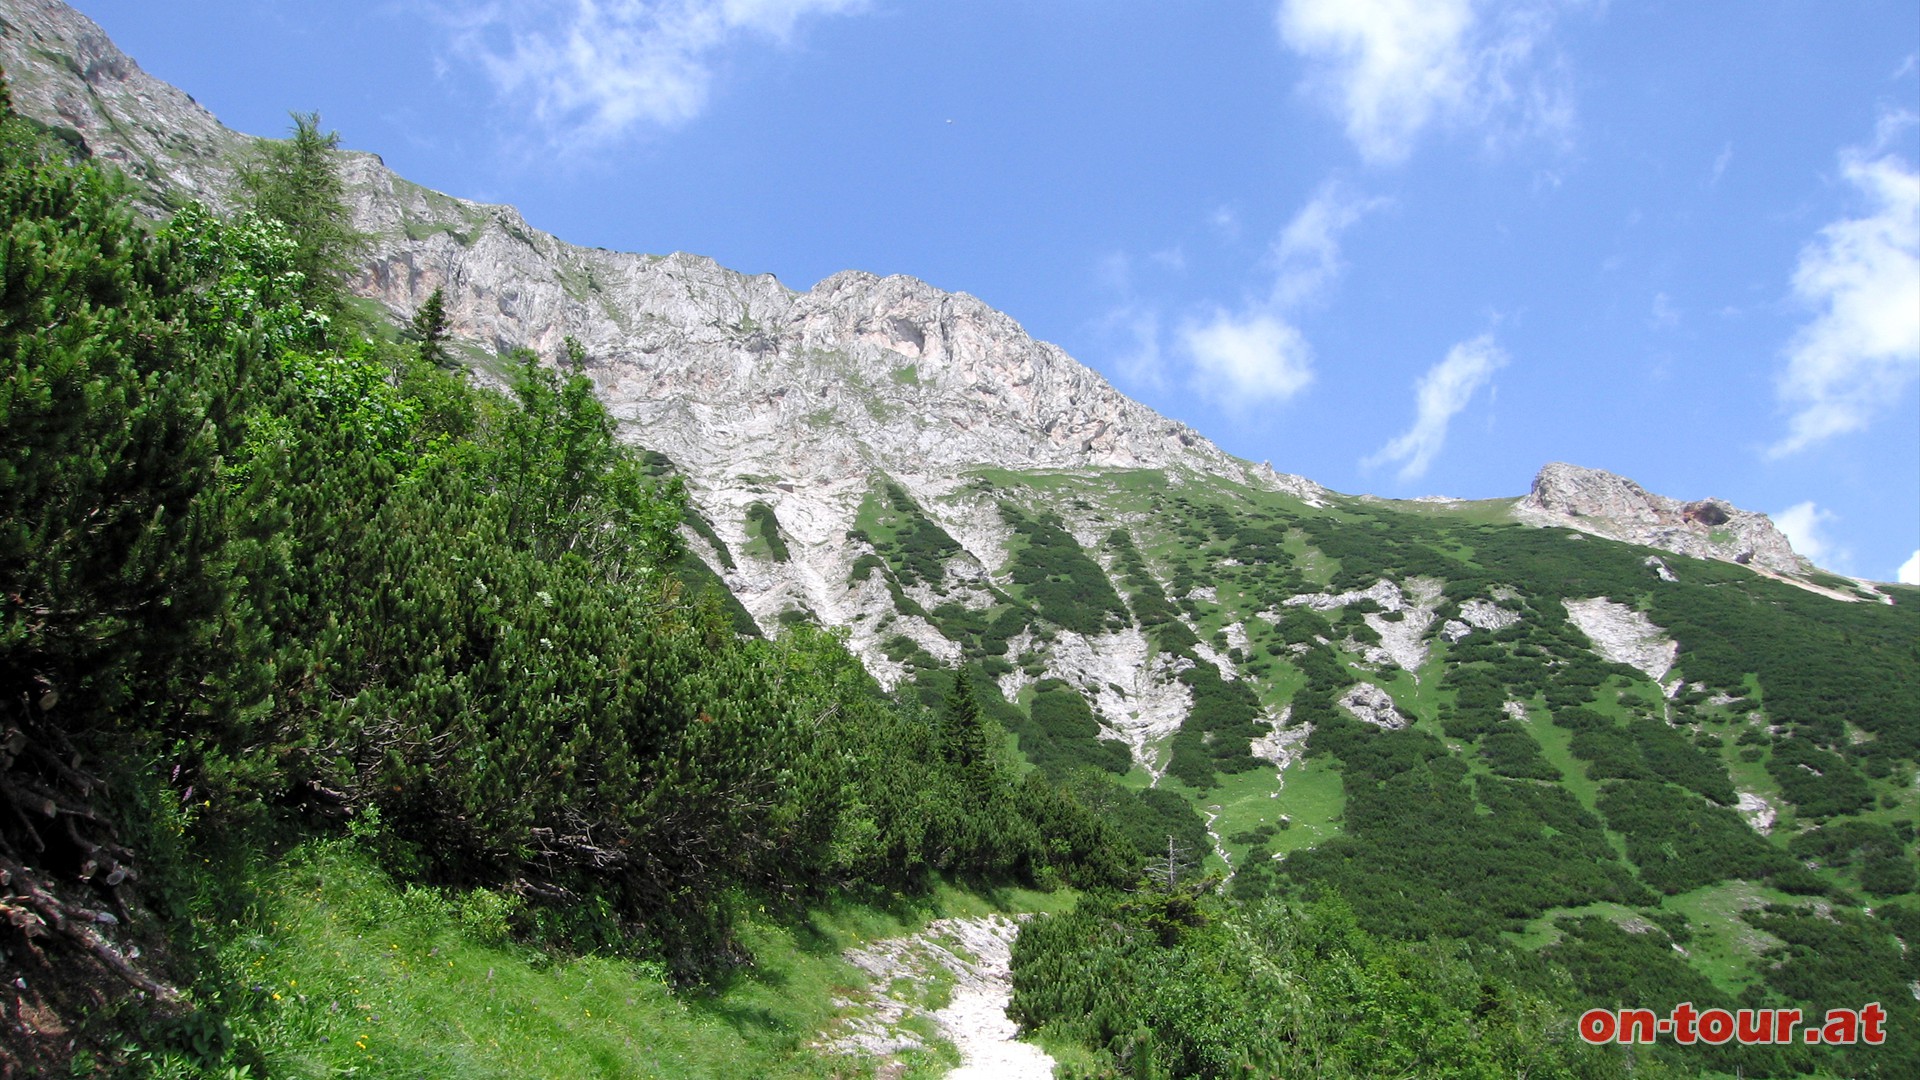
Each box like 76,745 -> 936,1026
824,915 -> 1054,1079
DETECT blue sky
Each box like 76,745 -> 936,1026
72,1 -> 1920,582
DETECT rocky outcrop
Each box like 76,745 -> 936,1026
1514,462 -> 1812,577
0,0 -> 1322,493
1562,597 -> 1679,683
1338,682 -> 1407,730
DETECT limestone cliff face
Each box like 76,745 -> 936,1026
0,0 -> 1312,495
1513,462 -> 1811,577
0,0 -> 244,212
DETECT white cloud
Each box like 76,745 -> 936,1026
1364,334 -> 1507,481
447,0 -> 865,146
1209,205 -> 1243,242
1769,113 -> 1920,456
1181,310 -> 1316,407
1774,501 -> 1847,570
1271,181 -> 1387,307
1276,0 -> 1571,165
1898,549 -> 1920,585
1161,182 -> 1378,406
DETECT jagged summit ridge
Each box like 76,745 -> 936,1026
1514,461 -> 1810,577
0,0 -> 1318,502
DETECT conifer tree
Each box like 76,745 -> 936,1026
940,669 -> 999,797
410,286 -> 450,367
237,111 -> 366,321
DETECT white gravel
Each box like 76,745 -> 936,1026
821,914 -> 1055,1079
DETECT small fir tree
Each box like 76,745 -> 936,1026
410,287 -> 451,367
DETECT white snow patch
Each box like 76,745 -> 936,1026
1563,597 -> 1679,682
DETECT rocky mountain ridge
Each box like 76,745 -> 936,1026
1,0 -> 1846,744
1514,461 -> 1811,578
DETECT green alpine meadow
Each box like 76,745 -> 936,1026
2,2 -> 1916,1077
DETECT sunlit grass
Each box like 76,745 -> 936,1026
206,843 -> 1066,1079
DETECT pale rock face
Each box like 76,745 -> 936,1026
0,0 -> 245,214
0,0 -> 1336,715
1737,792 -> 1777,836
1282,578 -> 1406,614
1277,578 -> 1448,676
1458,598 -> 1521,632
9,1 -> 1814,796
1563,597 -> 1679,683
1362,577 -> 1443,675
1440,594 -> 1524,645
1250,706 -> 1311,778
1041,628 -> 1194,778
1516,462 -> 1812,577
1339,682 -> 1407,730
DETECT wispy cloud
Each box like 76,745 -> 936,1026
1775,501 -> 1849,570
1181,311 -> 1316,408
1649,291 -> 1679,330
444,0 -> 866,148
1709,141 -> 1732,186
1364,334 -> 1507,481
1104,306 -> 1169,392
1175,181 -> 1382,406
1899,549 -> 1919,585
1275,0 -> 1573,165
1270,181 -> 1388,307
1769,112 -> 1920,457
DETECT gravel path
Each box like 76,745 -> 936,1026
818,914 -> 1054,1078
